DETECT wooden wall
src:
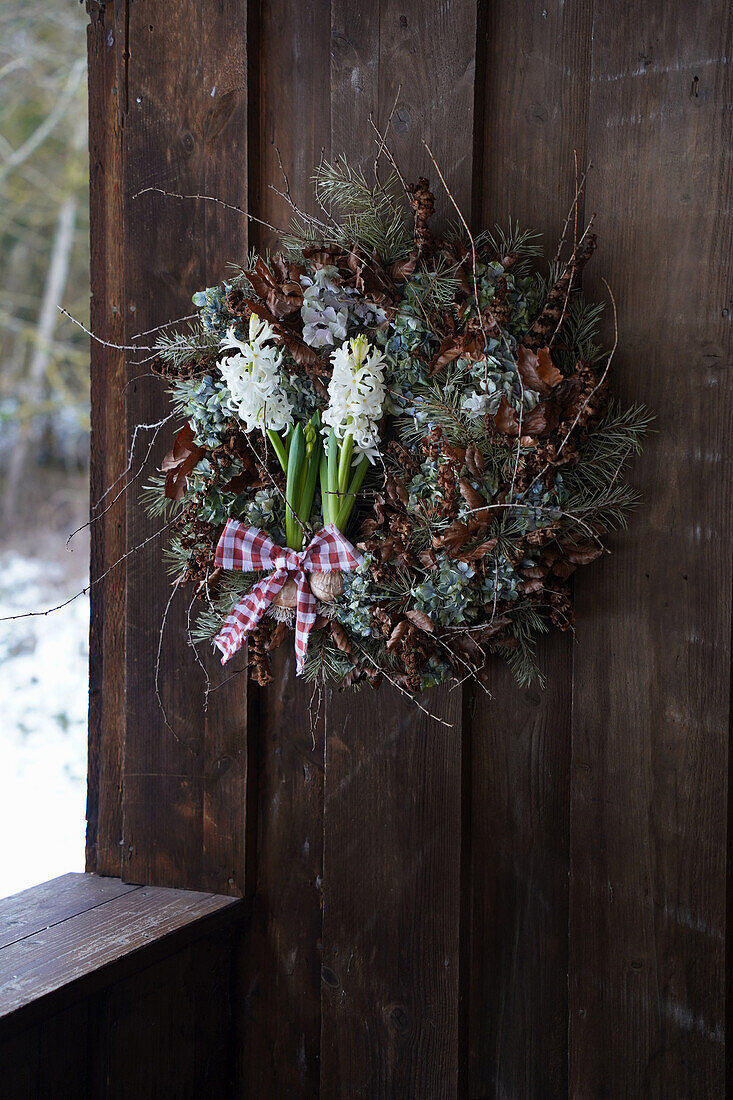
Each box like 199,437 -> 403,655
86,1 -> 733,1095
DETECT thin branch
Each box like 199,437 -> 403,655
368,110 -> 410,199
371,84 -> 404,191
270,145 -> 332,235
353,641 -> 455,728
553,152 -> 592,265
57,306 -> 156,351
0,517 -> 177,624
131,313 -> 198,340
66,414 -> 175,549
155,576 -> 185,743
133,185 -> 282,235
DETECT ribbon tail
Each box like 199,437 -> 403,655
292,570 -> 318,676
214,570 -> 289,664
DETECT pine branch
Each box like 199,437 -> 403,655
154,324 -> 219,369
562,401 -> 653,529
475,221 -> 543,277
141,473 -> 184,519
282,156 -> 413,262
190,571 -> 260,643
492,604 -> 548,688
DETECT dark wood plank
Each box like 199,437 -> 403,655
0,1001 -> 89,1100
235,3 -> 332,1093
237,649 -> 326,1097
87,929 -> 237,1099
120,1 -> 248,895
321,687 -> 463,1098
0,873 -> 138,950
200,4 -> 251,897
377,0 -> 476,225
0,916 -> 239,1099
319,4 -> 475,1096
86,0 -> 127,879
570,7 -> 733,1096
330,0 -> 379,176
0,881 -> 239,1020
468,4 -> 592,1095
253,0 -> 332,253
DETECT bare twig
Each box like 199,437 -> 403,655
186,586 -> 211,714
131,313 -> 198,340
371,84 -> 404,191
58,306 -> 156,351
133,186 -> 282,235
270,146 -> 333,235
66,413 -> 176,549
554,153 -> 592,265
353,641 -> 454,728
368,112 -> 410,199
0,518 -> 177,624
155,576 -> 185,742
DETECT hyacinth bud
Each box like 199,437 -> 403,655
351,332 -> 369,366
304,420 -> 317,457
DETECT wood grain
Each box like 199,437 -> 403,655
0,873 -> 136,950
234,3 -> 332,1093
86,0 -> 127,879
0,876 -> 241,1098
468,4 -> 592,1094
321,687 -> 463,1098
320,3 -> 475,1095
0,879 -> 238,1021
570,6 -> 733,1096
237,651 -> 327,1097
80,2 -> 733,1093
120,0 -> 248,895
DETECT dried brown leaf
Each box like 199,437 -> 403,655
161,423 -> 206,501
406,609 -> 435,633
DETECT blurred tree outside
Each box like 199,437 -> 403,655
0,0 -> 90,534
0,1 -> 91,897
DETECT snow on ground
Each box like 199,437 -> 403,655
0,552 -> 89,897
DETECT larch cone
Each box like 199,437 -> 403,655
271,572 -> 344,609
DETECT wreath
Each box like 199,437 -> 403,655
144,159 -> 650,695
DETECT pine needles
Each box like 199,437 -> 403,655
475,221 -> 543,277
154,324 -> 220,371
492,605 -> 548,688
563,401 -> 653,528
282,156 -> 412,263
141,473 -> 183,519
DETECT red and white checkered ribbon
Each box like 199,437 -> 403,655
213,521 -> 363,674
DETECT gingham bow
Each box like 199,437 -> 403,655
213,521 -> 363,674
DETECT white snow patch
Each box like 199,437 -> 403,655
0,553 -> 89,898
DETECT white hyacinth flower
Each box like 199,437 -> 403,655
218,314 -> 293,434
323,334 -> 386,463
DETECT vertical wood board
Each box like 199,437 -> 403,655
468,3 -> 592,1094
120,0 -> 248,895
570,6 -> 733,1096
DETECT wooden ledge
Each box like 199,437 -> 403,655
0,873 -> 244,1035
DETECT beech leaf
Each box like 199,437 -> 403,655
161,423 -> 206,502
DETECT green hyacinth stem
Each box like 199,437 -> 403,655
319,453 -> 331,526
298,420 -> 321,531
285,423 -> 305,550
326,428 -> 339,527
335,455 -> 368,533
266,429 -> 287,473
337,432 -> 354,506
